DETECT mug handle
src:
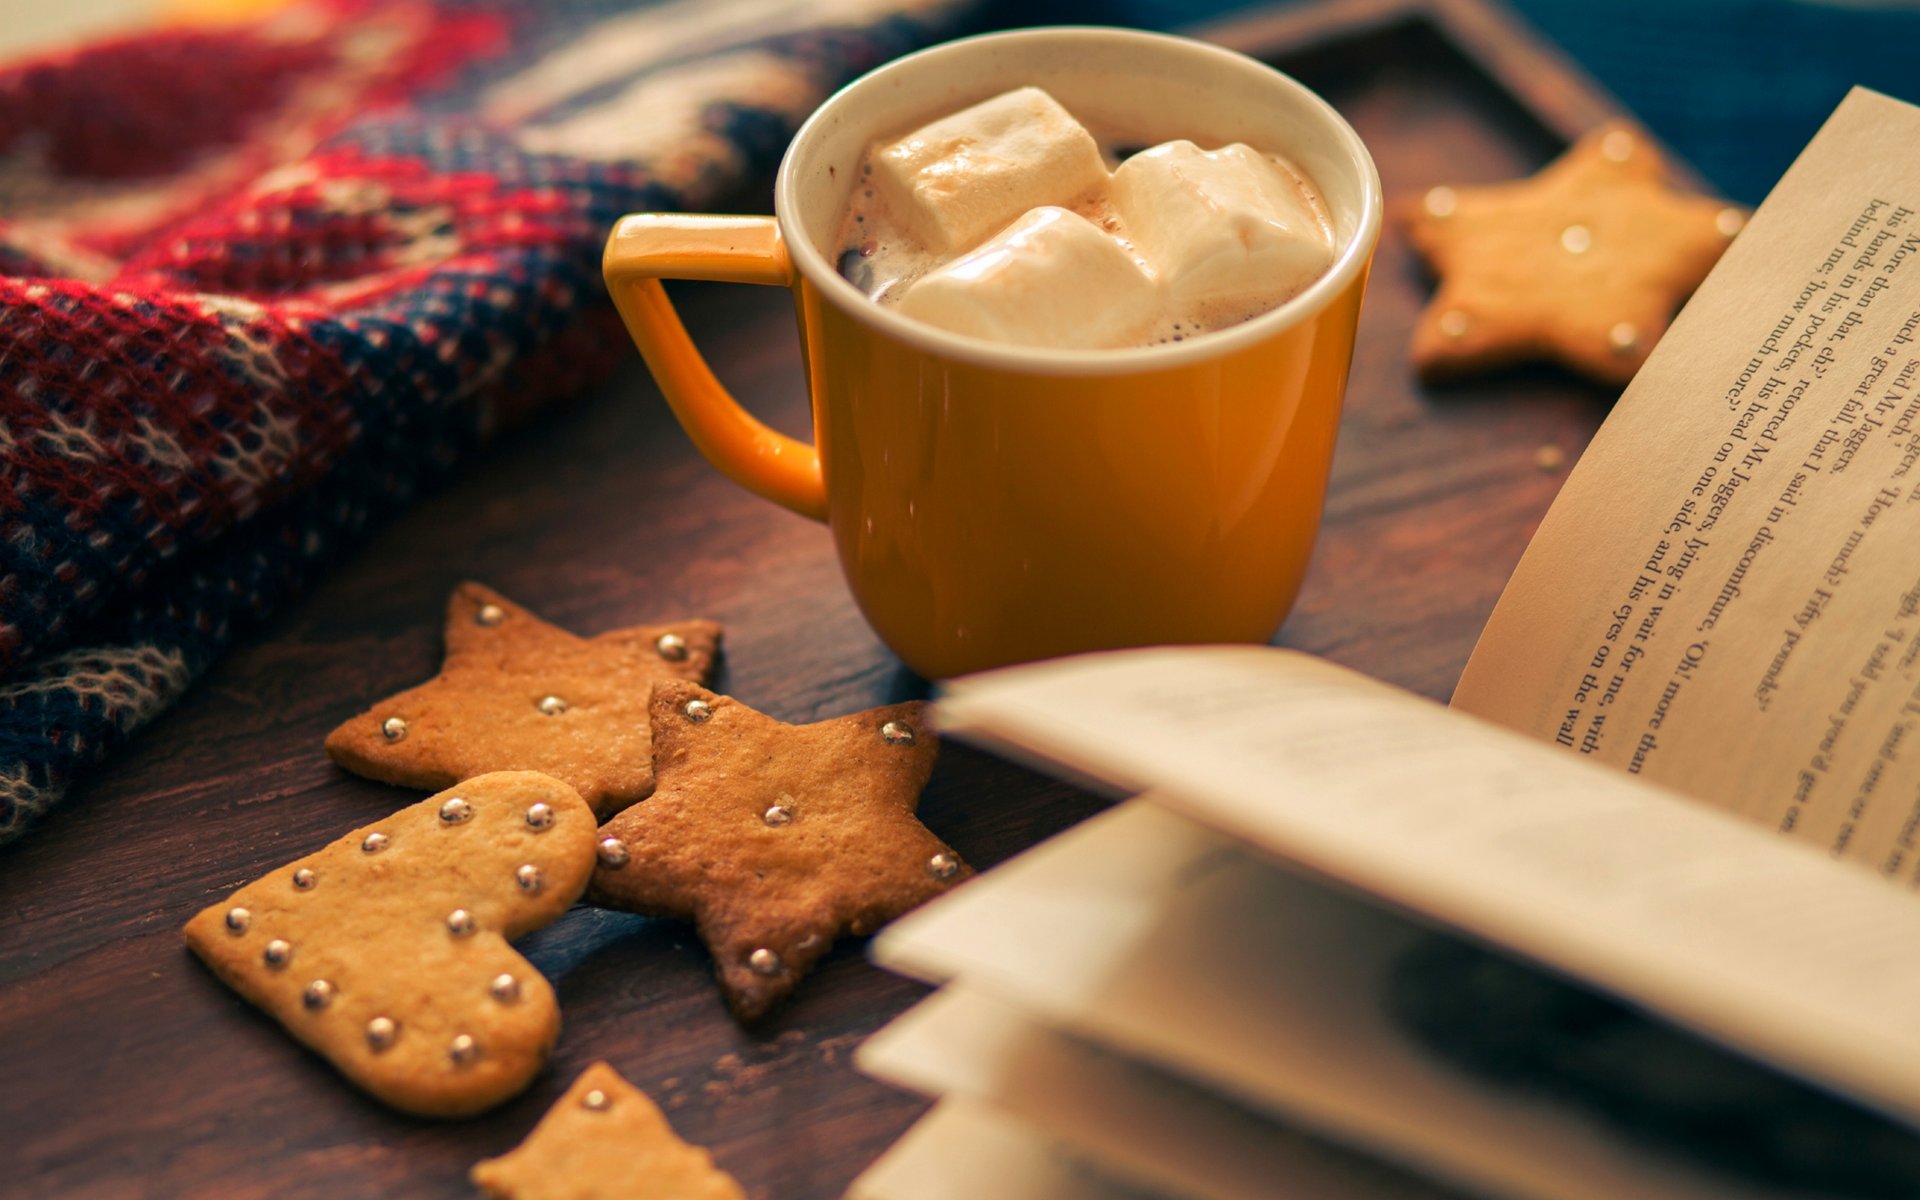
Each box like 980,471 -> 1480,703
603,214 -> 828,522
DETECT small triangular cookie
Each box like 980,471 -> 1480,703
472,1062 -> 744,1200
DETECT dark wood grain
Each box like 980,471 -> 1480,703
0,2 -> 1673,1195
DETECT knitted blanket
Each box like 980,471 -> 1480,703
0,0 -> 973,846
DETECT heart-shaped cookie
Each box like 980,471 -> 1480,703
183,771 -> 596,1116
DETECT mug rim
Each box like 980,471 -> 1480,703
773,25 -> 1383,378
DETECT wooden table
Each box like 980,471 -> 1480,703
0,3 -> 1646,1195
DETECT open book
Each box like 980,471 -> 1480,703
851,88 -> 1920,1200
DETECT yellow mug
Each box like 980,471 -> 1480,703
605,27 -> 1381,680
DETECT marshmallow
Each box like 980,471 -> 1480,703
872,87 -> 1109,254
1111,141 -> 1334,318
898,207 -> 1159,349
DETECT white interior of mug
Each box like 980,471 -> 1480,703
775,26 -> 1383,376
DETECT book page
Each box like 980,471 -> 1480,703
849,1100 -> 1152,1200
1455,89 -> 1920,876
873,801 -> 1920,1200
860,980 -> 1463,1200
935,645 -> 1920,1128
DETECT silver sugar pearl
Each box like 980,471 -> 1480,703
449,1034 -> 480,1066
1560,224 -> 1593,255
1608,321 -> 1642,354
596,837 -> 630,868
302,980 -> 334,1011
292,867 -> 316,890
447,908 -> 476,936
225,906 -> 251,934
880,720 -> 916,746
263,939 -> 292,968
537,695 -> 569,716
525,802 -> 554,829
1422,185 -> 1457,219
475,603 -> 506,626
582,1088 -> 612,1112
489,973 -> 521,1003
439,796 -> 472,824
515,864 -> 543,893
762,804 -> 793,827
928,853 -> 961,880
361,831 -> 389,854
683,698 -> 713,723
366,1016 -> 398,1051
381,716 -> 408,741
1439,309 -> 1471,340
1716,206 -> 1746,238
748,947 -> 783,976
655,632 -> 689,662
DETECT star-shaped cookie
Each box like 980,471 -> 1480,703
325,583 -> 720,818
589,682 -> 971,1021
471,1061 -> 744,1200
1403,122 -> 1747,385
